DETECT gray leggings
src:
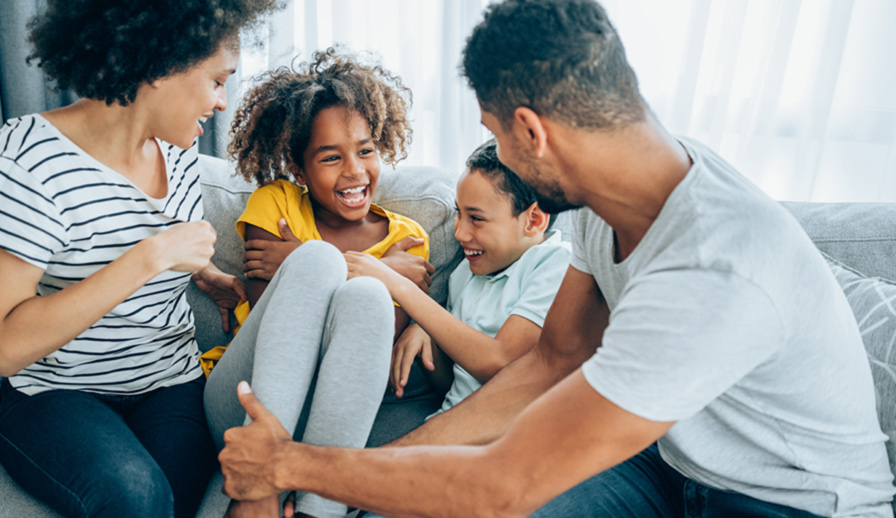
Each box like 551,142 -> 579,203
204,240 -> 393,518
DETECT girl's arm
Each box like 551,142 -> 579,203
242,223 -> 300,307
0,222 -> 216,377
345,253 -> 539,383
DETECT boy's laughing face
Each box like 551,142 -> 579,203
454,169 -> 539,276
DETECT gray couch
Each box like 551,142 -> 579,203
1,154 -> 895,517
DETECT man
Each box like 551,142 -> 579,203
218,1 -> 895,516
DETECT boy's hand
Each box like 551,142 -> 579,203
391,324 -> 435,398
379,237 -> 434,294
244,219 -> 301,281
344,251 -> 406,294
192,263 -> 246,333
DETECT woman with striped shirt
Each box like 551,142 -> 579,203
0,1 -> 277,516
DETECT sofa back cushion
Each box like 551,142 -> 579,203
187,155 -> 461,352
783,202 -> 896,282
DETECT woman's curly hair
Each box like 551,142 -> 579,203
27,0 -> 279,106
228,47 -> 413,187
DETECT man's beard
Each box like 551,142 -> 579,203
535,189 -> 579,214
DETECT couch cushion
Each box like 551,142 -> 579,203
783,202 -> 896,282
824,252 -> 896,502
187,155 -> 462,352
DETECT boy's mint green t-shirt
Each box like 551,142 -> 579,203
437,229 -> 571,414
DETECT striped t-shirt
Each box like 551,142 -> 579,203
0,114 -> 204,396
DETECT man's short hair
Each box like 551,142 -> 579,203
462,0 -> 645,130
466,139 -> 556,228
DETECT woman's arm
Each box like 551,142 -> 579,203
0,221 -> 216,376
345,253 -> 538,383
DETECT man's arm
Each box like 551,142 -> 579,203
390,265 -> 609,446
222,370 -> 674,518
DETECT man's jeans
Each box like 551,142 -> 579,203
362,444 -> 824,518
0,376 -> 216,518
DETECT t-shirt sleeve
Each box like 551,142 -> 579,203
581,268 -> 784,422
235,183 -> 290,240
570,209 -> 593,275
0,157 -> 66,268
509,246 -> 570,328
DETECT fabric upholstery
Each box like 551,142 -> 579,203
825,253 -> 896,501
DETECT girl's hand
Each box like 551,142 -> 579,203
379,237 -> 435,294
344,251 -> 405,293
390,323 -> 435,398
148,221 -> 217,273
244,219 -> 302,281
192,263 -> 246,333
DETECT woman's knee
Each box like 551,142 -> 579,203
89,457 -> 174,516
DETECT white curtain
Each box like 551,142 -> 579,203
230,0 -> 896,202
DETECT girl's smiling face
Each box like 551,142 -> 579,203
295,106 -> 380,224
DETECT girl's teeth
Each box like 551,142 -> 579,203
464,249 -> 483,256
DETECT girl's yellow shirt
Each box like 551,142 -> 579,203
200,179 -> 429,376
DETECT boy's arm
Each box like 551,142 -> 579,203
352,253 -> 539,383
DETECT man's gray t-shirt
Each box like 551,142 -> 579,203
575,138 -> 895,517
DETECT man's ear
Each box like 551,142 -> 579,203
523,202 -> 550,236
512,107 -> 548,158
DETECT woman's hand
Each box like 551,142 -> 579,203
192,263 -> 246,333
149,221 -> 217,273
378,237 -> 434,294
391,323 -> 436,398
243,219 -> 302,281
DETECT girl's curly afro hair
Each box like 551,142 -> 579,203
28,0 -> 279,106
228,47 -> 413,187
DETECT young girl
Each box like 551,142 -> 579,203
203,48 -> 430,518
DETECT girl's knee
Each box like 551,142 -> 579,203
280,240 -> 345,276
335,276 -> 391,306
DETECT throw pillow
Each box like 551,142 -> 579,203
824,253 -> 896,482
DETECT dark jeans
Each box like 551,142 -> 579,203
0,376 -> 216,518
530,444 -> 824,518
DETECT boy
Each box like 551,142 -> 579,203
344,139 -> 570,411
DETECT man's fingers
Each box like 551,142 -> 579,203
236,382 -> 270,422
424,260 -> 435,275
278,219 -> 301,243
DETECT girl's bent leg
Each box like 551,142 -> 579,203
293,276 -> 394,518
204,240 -> 347,448
127,376 -> 217,518
0,380 -> 174,518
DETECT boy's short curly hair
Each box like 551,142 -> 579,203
228,47 -> 413,187
27,0 -> 279,106
466,138 -> 556,228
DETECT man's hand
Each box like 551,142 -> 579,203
192,263 -> 246,333
344,251 -> 408,294
220,382 -> 294,502
244,219 -> 302,281
391,323 -> 436,398
378,236 -> 434,294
